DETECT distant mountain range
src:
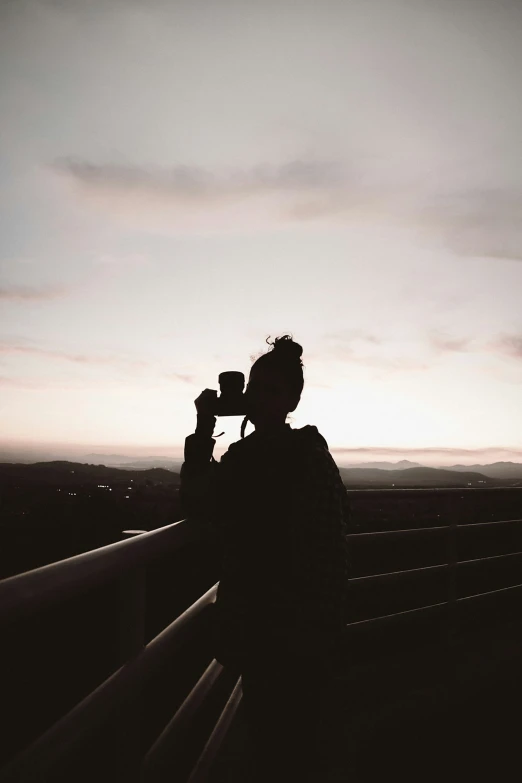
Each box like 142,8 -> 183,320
1,444 -> 521,480
445,462 -> 522,479
82,455 -> 522,481
2,454 -> 522,488
84,454 -> 185,471
89,454 -> 522,479
338,466 -> 495,487
0,461 -> 181,486
341,460 -> 422,470
338,460 -> 522,479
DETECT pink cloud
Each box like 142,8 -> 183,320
0,340 -> 148,369
492,334 -> 522,359
428,331 -> 472,354
0,286 -> 69,302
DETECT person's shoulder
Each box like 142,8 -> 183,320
291,424 -> 330,451
290,425 -> 340,475
218,431 -> 257,465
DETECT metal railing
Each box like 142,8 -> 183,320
1,507 -> 521,781
344,516 -> 522,660
0,586 -> 218,782
0,518 -> 202,625
0,517 -> 224,782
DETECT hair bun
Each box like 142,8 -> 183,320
270,334 -> 303,362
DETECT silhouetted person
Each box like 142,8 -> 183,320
180,334 -> 351,782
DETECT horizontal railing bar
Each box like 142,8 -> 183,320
350,563 -> 448,584
0,518 -> 202,625
349,549 -> 522,585
0,584 -> 218,783
346,601 -> 448,628
186,678 -> 243,783
347,518 -> 522,539
346,581 -> 522,629
456,581 -> 522,603
348,525 -> 448,539
456,550 -> 522,568
456,517 -> 522,529
141,658 -> 225,780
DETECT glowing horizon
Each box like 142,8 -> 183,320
2,434 -> 522,470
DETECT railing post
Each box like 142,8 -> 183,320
446,501 -> 458,645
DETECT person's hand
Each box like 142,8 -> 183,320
194,389 -> 218,417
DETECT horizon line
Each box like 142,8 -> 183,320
1,439 -> 522,465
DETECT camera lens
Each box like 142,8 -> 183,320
218,371 -> 245,395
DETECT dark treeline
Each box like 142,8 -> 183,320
0,462 -> 183,579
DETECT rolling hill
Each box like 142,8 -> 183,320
338,466 -> 493,487
0,461 -> 180,486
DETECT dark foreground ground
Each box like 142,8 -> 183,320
211,620 -> 522,783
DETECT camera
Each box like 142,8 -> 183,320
214,371 -> 248,417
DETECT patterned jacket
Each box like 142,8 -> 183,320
180,423 -> 351,667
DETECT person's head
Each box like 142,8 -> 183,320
242,334 -> 304,436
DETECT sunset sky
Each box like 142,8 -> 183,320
1,0 -> 522,466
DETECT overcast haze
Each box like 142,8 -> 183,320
1,0 -> 521,465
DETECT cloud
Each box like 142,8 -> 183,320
316,329 -> 522,375
321,329 -> 382,346
427,331 -> 472,354
0,339 -> 198,385
162,372 -> 196,385
331,350 -> 429,373
94,253 -> 151,267
0,373 -> 94,390
0,285 -> 69,301
52,157 -> 522,256
0,371 -> 195,390
427,331 -> 522,363
54,157 -> 347,198
318,331 -> 429,373
490,334 -> 522,360
50,156 -> 358,235
0,376 -> 40,389
318,327 -> 522,372
0,340 -> 148,369
420,188 -> 522,262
